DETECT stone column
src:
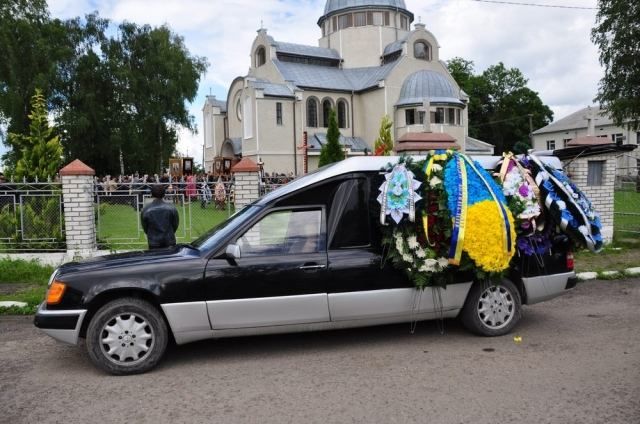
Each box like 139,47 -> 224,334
231,158 -> 260,210
60,159 -> 96,257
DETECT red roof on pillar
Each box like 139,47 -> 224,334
395,132 -> 461,153
59,159 -> 95,176
231,157 -> 260,172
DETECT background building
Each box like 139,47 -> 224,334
532,105 -> 640,176
203,0 -> 493,176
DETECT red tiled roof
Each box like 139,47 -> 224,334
59,159 -> 95,176
231,157 -> 260,172
566,136 -> 610,146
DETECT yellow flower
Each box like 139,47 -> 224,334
463,200 -> 516,273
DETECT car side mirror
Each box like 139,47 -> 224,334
225,243 -> 241,264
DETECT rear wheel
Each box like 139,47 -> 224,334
86,297 -> 168,375
461,279 -> 522,336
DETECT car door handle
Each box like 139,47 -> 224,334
299,264 -> 326,270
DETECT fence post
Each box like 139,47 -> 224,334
231,158 -> 260,210
60,159 -> 96,258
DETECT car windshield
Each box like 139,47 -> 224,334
190,204 -> 262,251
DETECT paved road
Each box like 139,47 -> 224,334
1,279 -> 639,424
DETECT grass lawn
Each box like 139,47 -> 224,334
0,258 -> 54,315
97,201 -> 233,250
613,188 -> 640,243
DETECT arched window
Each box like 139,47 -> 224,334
322,99 -> 333,127
413,41 -> 431,61
306,98 -> 318,128
255,46 -> 266,67
337,99 -> 348,129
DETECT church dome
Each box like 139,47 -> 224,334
319,0 -> 413,25
396,70 -> 464,107
324,0 -> 409,15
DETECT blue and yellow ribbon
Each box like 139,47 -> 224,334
448,155 -> 468,265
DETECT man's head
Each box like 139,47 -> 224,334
151,184 -> 166,199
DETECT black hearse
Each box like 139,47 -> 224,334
35,156 -> 576,375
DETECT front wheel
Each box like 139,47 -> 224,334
461,279 -> 522,336
86,297 -> 168,375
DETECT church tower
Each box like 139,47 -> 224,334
318,0 -> 413,68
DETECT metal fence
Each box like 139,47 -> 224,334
0,182 -> 65,252
95,182 -> 235,249
614,180 -> 640,236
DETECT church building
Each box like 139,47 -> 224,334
202,0 -> 493,175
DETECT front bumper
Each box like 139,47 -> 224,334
33,302 -> 87,345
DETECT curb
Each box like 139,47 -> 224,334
577,267 -> 640,281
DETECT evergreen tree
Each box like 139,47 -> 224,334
9,89 -> 63,180
373,115 -> 393,156
591,0 -> 640,130
318,109 -> 344,167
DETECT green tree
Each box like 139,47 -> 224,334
319,109 -> 344,167
591,0 -> 640,130
9,89 -> 63,180
373,115 -> 393,156
447,58 -> 553,154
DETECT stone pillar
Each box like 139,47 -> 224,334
60,159 -> 96,257
232,158 -> 260,210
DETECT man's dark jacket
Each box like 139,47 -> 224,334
141,198 -> 179,248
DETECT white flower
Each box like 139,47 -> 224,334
425,258 -> 438,267
557,200 -> 567,210
395,239 -> 404,253
402,254 -> 413,263
431,163 -> 443,172
437,257 -> 449,268
416,249 -> 426,258
407,235 -> 419,249
429,176 -> 442,187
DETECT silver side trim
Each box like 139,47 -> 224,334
522,271 -> 575,305
207,294 -> 330,329
328,283 -> 472,321
36,302 -> 87,345
161,302 -> 211,333
209,310 -> 462,339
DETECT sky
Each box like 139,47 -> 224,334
45,0 -> 602,167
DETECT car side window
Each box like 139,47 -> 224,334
329,178 -> 370,249
238,209 -> 323,256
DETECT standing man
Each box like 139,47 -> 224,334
141,184 -> 179,249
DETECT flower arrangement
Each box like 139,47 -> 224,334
528,154 -> 603,252
379,151 -> 516,288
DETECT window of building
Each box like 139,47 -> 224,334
546,140 -> 556,150
413,41 -> 430,61
368,11 -> 384,25
400,16 -> 408,30
243,96 -> 253,139
405,109 -> 415,125
562,138 -> 571,148
307,98 -> 318,128
456,109 -> 462,125
435,108 -> 444,124
354,12 -> 366,26
447,108 -> 455,125
636,132 -> 640,144
337,99 -> 348,129
338,13 -> 352,29
587,160 -> 605,186
384,11 -> 390,25
255,46 -> 266,67
418,111 -> 425,125
276,102 -> 283,126
332,16 -> 337,32
235,97 -> 242,121
322,99 -> 333,127
611,133 -> 624,144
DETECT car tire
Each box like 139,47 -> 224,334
86,297 -> 168,375
461,279 -> 522,337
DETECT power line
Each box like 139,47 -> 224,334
469,0 -> 597,10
